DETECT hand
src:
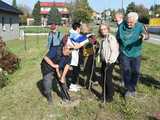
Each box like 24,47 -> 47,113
53,64 -> 59,69
63,46 -> 71,56
73,44 -> 82,49
139,34 -> 145,41
60,77 -> 65,84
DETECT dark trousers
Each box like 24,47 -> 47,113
84,55 -> 97,88
70,66 -> 80,84
43,72 -> 54,95
120,53 -> 141,92
101,61 -> 114,99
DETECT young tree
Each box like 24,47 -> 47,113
32,1 -> 41,25
135,5 -> 149,24
126,2 -> 136,14
12,0 -> 17,8
72,0 -> 93,23
150,4 -> 160,17
47,7 -> 61,25
18,5 -> 31,25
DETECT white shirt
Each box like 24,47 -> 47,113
66,38 -> 79,66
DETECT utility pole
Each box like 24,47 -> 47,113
121,0 -> 124,14
122,0 -> 123,10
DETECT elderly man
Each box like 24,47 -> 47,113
117,12 -> 148,97
115,12 -> 124,27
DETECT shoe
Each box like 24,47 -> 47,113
130,91 -> 136,97
69,87 -> 80,92
69,84 -> 81,92
61,99 -> 71,105
125,91 -> 132,97
74,84 -> 82,89
99,96 -> 113,103
125,91 -> 136,97
45,92 -> 53,105
106,97 -> 113,103
92,81 -> 99,86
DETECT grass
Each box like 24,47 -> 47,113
20,26 -> 69,33
0,36 -> 159,120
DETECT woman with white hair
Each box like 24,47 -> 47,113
117,12 -> 149,97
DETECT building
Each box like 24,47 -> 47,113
0,1 -> 22,41
39,2 -> 69,26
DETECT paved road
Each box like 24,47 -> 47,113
147,34 -> 160,45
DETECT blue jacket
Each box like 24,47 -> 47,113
69,29 -> 88,43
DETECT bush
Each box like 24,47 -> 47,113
0,68 -> 8,88
0,39 -> 20,74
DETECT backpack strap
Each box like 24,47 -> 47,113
49,31 -> 62,47
57,31 -> 61,39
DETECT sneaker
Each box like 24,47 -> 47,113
74,84 -> 82,89
70,84 -> 81,89
92,81 -> 99,86
69,87 -> 80,92
60,99 -> 71,105
69,84 -> 80,92
130,91 -> 136,97
125,91 -> 136,97
125,91 -> 132,97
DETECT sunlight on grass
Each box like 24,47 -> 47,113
0,37 -> 159,120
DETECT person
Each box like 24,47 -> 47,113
61,22 -> 89,92
114,12 -> 124,86
40,23 -> 72,104
115,12 -> 124,27
80,23 -> 99,89
117,12 -> 149,97
47,23 -> 63,49
99,23 -> 119,102
40,43 -> 72,104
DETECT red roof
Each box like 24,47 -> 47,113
40,11 -> 69,15
40,2 -> 65,7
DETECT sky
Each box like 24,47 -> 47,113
2,0 -> 160,12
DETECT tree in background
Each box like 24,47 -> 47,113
110,9 -> 116,21
126,2 -> 149,24
12,0 -> 17,8
32,1 -> 41,25
18,5 -> 31,25
72,0 -> 93,23
47,7 -> 61,25
150,4 -> 160,18
126,2 -> 136,14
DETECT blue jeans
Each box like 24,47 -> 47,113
120,53 -> 141,92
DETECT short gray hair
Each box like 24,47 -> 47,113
127,12 -> 139,21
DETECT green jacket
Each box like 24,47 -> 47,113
117,21 -> 144,57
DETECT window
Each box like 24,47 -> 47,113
2,17 -> 6,31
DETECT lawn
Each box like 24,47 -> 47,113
0,36 -> 159,120
20,26 -> 69,33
